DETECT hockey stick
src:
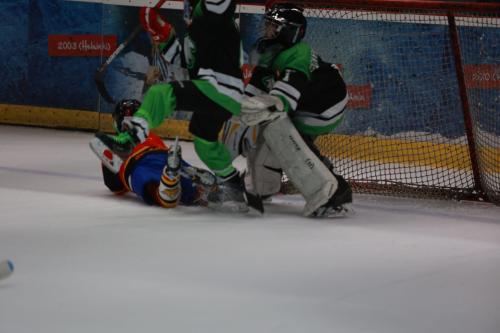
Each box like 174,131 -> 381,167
94,0 -> 169,104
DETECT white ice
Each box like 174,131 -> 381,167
1,125 -> 500,333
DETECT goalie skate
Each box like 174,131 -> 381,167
310,203 -> 354,218
309,174 -> 353,218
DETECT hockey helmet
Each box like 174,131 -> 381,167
264,3 -> 306,47
113,99 -> 141,132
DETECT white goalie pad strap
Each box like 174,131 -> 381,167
245,133 -> 282,197
262,116 -> 339,216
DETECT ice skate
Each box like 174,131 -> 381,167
310,174 -> 353,218
207,171 -> 249,213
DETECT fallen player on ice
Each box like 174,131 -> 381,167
89,99 -> 216,209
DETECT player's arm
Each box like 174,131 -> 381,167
269,44 -> 312,113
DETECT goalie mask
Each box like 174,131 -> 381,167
113,99 -> 141,132
264,3 -> 306,47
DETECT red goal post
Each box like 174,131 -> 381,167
267,0 -> 500,204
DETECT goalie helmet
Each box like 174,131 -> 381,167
113,99 -> 141,132
264,3 -> 306,47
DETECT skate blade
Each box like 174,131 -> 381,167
244,191 -> 264,214
325,204 -> 355,218
311,204 -> 355,218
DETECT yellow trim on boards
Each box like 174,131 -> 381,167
1,104 -> 498,172
0,104 -> 193,140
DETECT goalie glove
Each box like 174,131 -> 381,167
240,94 -> 286,127
139,7 -> 173,43
122,116 -> 149,144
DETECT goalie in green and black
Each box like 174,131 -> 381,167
99,0 -> 249,213
247,3 -> 349,138
226,2 -> 352,216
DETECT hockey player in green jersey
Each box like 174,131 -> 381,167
102,0 -> 248,213
227,2 -> 352,217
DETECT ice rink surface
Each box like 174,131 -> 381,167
1,125 -> 500,333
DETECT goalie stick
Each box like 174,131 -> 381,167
94,0 -> 169,104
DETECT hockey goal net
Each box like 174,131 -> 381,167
275,0 -> 500,204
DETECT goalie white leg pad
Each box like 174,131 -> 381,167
262,116 -> 338,217
245,133 -> 283,197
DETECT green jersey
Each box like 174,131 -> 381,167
247,41 -> 348,135
184,0 -> 244,114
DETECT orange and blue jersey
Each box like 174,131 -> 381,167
103,133 -> 198,206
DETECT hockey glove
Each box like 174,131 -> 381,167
139,7 -> 173,43
240,94 -> 286,127
122,116 -> 149,144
